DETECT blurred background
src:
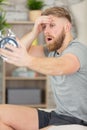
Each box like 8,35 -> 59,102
2,0 -> 87,44
0,0 -> 87,109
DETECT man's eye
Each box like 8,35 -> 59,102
42,24 -> 46,30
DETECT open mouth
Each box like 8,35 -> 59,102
46,37 -> 53,43
47,38 -> 52,41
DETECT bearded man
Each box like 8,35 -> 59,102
0,6 -> 87,130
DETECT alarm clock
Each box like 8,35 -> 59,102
0,37 -> 18,49
0,29 -> 18,60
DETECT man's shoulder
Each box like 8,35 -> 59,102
70,39 -> 87,48
67,39 -> 87,52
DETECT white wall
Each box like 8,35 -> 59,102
70,0 -> 87,44
4,0 -> 28,21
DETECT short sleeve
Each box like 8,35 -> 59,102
63,42 -> 87,70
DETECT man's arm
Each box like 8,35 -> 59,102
26,53 -> 80,76
19,15 -> 51,57
0,43 -> 80,76
20,31 -> 37,51
28,45 -> 46,57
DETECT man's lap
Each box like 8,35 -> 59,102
37,109 -> 87,129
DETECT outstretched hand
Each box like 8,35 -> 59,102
0,39 -> 31,67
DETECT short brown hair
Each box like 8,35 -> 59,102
41,6 -> 72,23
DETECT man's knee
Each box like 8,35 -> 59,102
0,104 -> 10,118
0,121 -> 14,130
0,104 -> 16,126
0,104 -> 8,119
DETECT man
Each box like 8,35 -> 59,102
0,6 -> 87,130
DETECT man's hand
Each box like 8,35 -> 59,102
32,15 -> 52,36
0,39 -> 31,67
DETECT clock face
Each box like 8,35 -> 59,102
0,37 -> 18,49
0,37 -> 18,60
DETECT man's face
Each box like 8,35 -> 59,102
43,16 -> 65,52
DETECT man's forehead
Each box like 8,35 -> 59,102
48,15 -> 57,19
48,15 -> 62,22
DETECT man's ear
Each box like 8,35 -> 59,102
64,22 -> 71,33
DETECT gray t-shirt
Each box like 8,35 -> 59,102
48,39 -> 87,122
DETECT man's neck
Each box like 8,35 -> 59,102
57,34 -> 73,54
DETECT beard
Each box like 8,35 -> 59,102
46,29 -> 65,52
